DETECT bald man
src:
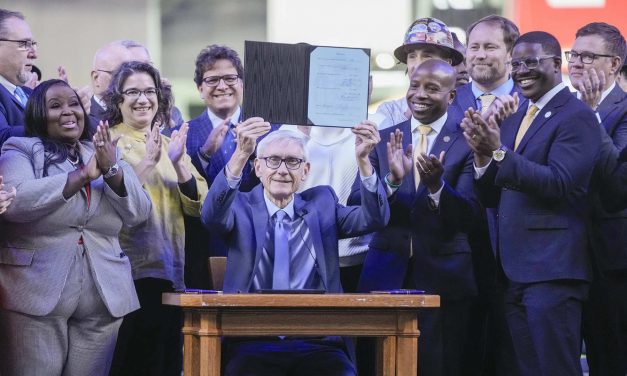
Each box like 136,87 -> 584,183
352,60 -> 483,375
89,43 -> 132,121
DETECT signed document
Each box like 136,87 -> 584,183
243,41 -> 370,128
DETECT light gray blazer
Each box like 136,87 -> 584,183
0,137 -> 152,317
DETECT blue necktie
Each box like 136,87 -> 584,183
14,86 -> 28,107
222,125 -> 237,160
272,210 -> 291,289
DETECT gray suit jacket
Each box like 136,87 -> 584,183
0,137 -> 152,317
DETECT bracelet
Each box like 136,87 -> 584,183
384,172 -> 401,188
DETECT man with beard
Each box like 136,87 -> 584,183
462,31 -> 601,375
0,8 -> 37,149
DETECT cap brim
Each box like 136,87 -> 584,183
394,43 -> 464,66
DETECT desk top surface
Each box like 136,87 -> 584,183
163,292 -> 440,309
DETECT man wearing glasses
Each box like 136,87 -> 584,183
201,123 -> 388,376
566,22 -> 627,376
89,42 -> 132,122
0,8 -> 37,149
462,31 -> 601,375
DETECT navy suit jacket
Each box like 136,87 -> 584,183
449,81 -> 527,122
353,116 -> 483,298
0,84 -> 31,149
201,169 -> 389,294
477,87 -> 601,283
587,85 -> 627,271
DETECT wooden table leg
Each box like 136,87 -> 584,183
197,310 -> 221,376
182,311 -> 196,376
377,336 -> 397,376
395,311 -> 419,376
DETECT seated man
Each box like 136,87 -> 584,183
201,118 -> 389,376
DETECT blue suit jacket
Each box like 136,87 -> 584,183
201,169 -> 389,294
477,87 -> 601,283
588,85 -> 627,272
449,81 -> 527,122
0,84 -> 31,149
353,116 -> 483,298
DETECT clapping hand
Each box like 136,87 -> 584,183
168,122 -> 189,165
386,129 -> 413,185
92,121 -> 121,175
0,176 -> 17,214
482,92 -> 519,125
145,123 -> 163,164
201,117 -> 231,157
416,151 -> 445,193
574,68 -> 605,110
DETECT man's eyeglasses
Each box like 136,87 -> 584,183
202,74 -> 240,87
565,51 -> 615,64
0,39 -> 37,51
96,69 -> 113,75
260,156 -> 305,170
510,55 -> 556,71
122,88 -> 158,99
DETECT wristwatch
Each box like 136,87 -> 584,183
492,146 -> 508,162
103,163 -> 120,179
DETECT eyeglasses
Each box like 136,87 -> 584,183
565,51 -> 615,64
122,88 -> 158,99
96,69 -> 113,74
0,39 -> 37,51
260,156 -> 305,170
202,74 -> 240,87
510,55 -> 556,71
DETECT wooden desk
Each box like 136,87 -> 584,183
163,293 -> 440,376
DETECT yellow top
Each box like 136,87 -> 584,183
111,123 -> 208,289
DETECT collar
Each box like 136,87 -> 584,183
529,82 -> 566,111
263,191 -> 295,219
93,95 -> 107,110
114,122 -> 150,140
471,78 -> 515,100
411,111 -> 448,133
206,106 -> 241,128
0,75 -> 18,95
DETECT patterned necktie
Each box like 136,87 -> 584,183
514,105 -> 539,150
414,125 -> 432,188
479,93 -> 496,114
272,210 -> 291,289
222,124 -> 237,160
14,86 -> 28,107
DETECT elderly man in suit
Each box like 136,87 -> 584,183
0,8 -> 37,149
462,31 -> 601,375
89,42 -> 132,122
354,59 -> 484,375
566,22 -> 627,376
201,118 -> 388,376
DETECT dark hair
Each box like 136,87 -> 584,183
515,31 -> 562,58
193,44 -> 244,87
24,79 -> 93,176
0,9 -> 24,38
103,61 -> 170,128
467,15 -> 520,53
576,22 -> 626,62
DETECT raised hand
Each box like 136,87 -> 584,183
386,128 -> 413,184
92,121 -> 120,174
461,108 -> 501,157
145,123 -> 163,164
168,122 -> 189,165
201,117 -> 231,157
234,117 -> 271,157
483,92 -> 520,124
574,68 -> 605,110
416,151 -> 445,193
352,120 -> 381,177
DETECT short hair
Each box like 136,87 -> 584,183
576,22 -> 626,62
103,61 -> 171,128
514,31 -> 562,58
193,45 -> 244,87
256,130 -> 309,161
0,9 -> 24,38
467,15 -> 520,53
24,79 -> 93,176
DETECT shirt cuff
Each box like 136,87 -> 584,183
224,164 -> 242,189
427,182 -> 444,207
474,159 -> 492,180
360,172 -> 378,193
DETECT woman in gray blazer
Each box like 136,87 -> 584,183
0,79 -> 152,376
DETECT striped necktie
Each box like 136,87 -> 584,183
479,93 -> 496,114
14,86 -> 28,107
272,210 -> 291,289
514,105 -> 539,150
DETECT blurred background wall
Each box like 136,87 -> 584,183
3,0 -> 625,120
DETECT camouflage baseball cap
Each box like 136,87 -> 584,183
394,17 -> 464,66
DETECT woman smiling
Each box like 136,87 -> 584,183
104,61 -> 208,376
